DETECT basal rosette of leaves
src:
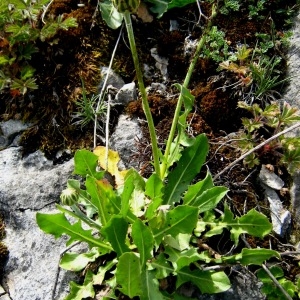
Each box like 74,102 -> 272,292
34,0 -> 289,298
36,146 -> 278,299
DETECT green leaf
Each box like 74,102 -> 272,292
150,253 -> 173,279
163,134 -> 209,205
20,65 -> 36,80
132,219 -> 154,268
195,211 -> 217,236
8,0 -> 27,9
232,208 -> 272,242
165,247 -> 204,271
74,150 -> 104,179
177,268 -> 231,294
93,259 -> 117,285
61,17 -> 78,30
239,248 -> 280,265
121,169 -> 146,217
148,0 -> 170,17
174,83 -> 194,142
168,0 -> 196,11
163,233 -> 190,251
116,252 -> 143,298
64,270 -> 95,300
183,172 -> 214,205
11,77 -> 38,94
99,1 -> 123,29
241,117 -> 263,132
17,43 -> 38,60
86,176 -> 117,226
36,212 -> 112,250
204,205 -> 272,245
145,173 -> 164,200
101,215 -> 130,257
257,266 -> 284,282
145,173 -> 164,219
279,278 -> 297,297
140,269 -> 166,300
0,55 -> 14,65
60,247 -> 106,271
257,266 -> 297,299
279,102 -> 300,125
191,186 -> 228,213
152,205 -> 198,245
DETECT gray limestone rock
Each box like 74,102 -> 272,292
114,82 -> 137,106
99,67 -> 125,91
109,114 -> 143,170
258,165 -> 285,190
283,11 -> 300,227
0,147 -> 75,300
0,120 -> 32,149
259,183 -> 291,237
258,166 -> 291,237
150,48 -> 169,79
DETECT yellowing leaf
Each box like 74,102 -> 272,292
219,61 -> 249,76
94,146 -> 128,187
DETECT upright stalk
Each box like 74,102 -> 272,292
160,5 -> 217,179
123,12 -> 161,177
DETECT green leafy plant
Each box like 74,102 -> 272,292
236,101 -> 300,173
72,78 -> 106,130
35,2 -> 286,299
202,26 -> 229,62
0,0 -> 78,94
248,0 -> 267,19
257,265 -> 300,299
249,55 -> 287,101
219,42 -> 289,104
37,146 -> 277,299
218,0 -> 241,15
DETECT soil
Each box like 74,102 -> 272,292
1,0 -> 300,298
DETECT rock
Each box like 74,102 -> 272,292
258,166 -> 291,237
99,67 -> 125,91
150,48 -> 169,79
0,147 -> 75,300
150,82 -> 167,93
284,11 -> 300,226
258,164 -> 291,237
284,12 -> 300,109
109,114 -> 143,169
258,164 -> 284,190
259,182 -> 291,237
290,171 -> 300,224
114,82 -> 137,106
170,20 -> 179,31
0,120 -> 32,149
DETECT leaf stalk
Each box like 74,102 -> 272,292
123,12 -> 161,177
160,5 -> 217,179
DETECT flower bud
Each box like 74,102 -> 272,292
60,187 -> 79,206
112,0 -> 140,13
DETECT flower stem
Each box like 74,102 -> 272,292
160,5 -> 217,179
123,12 -> 161,177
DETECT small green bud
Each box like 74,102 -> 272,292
112,0 -> 140,13
60,187 -> 79,206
